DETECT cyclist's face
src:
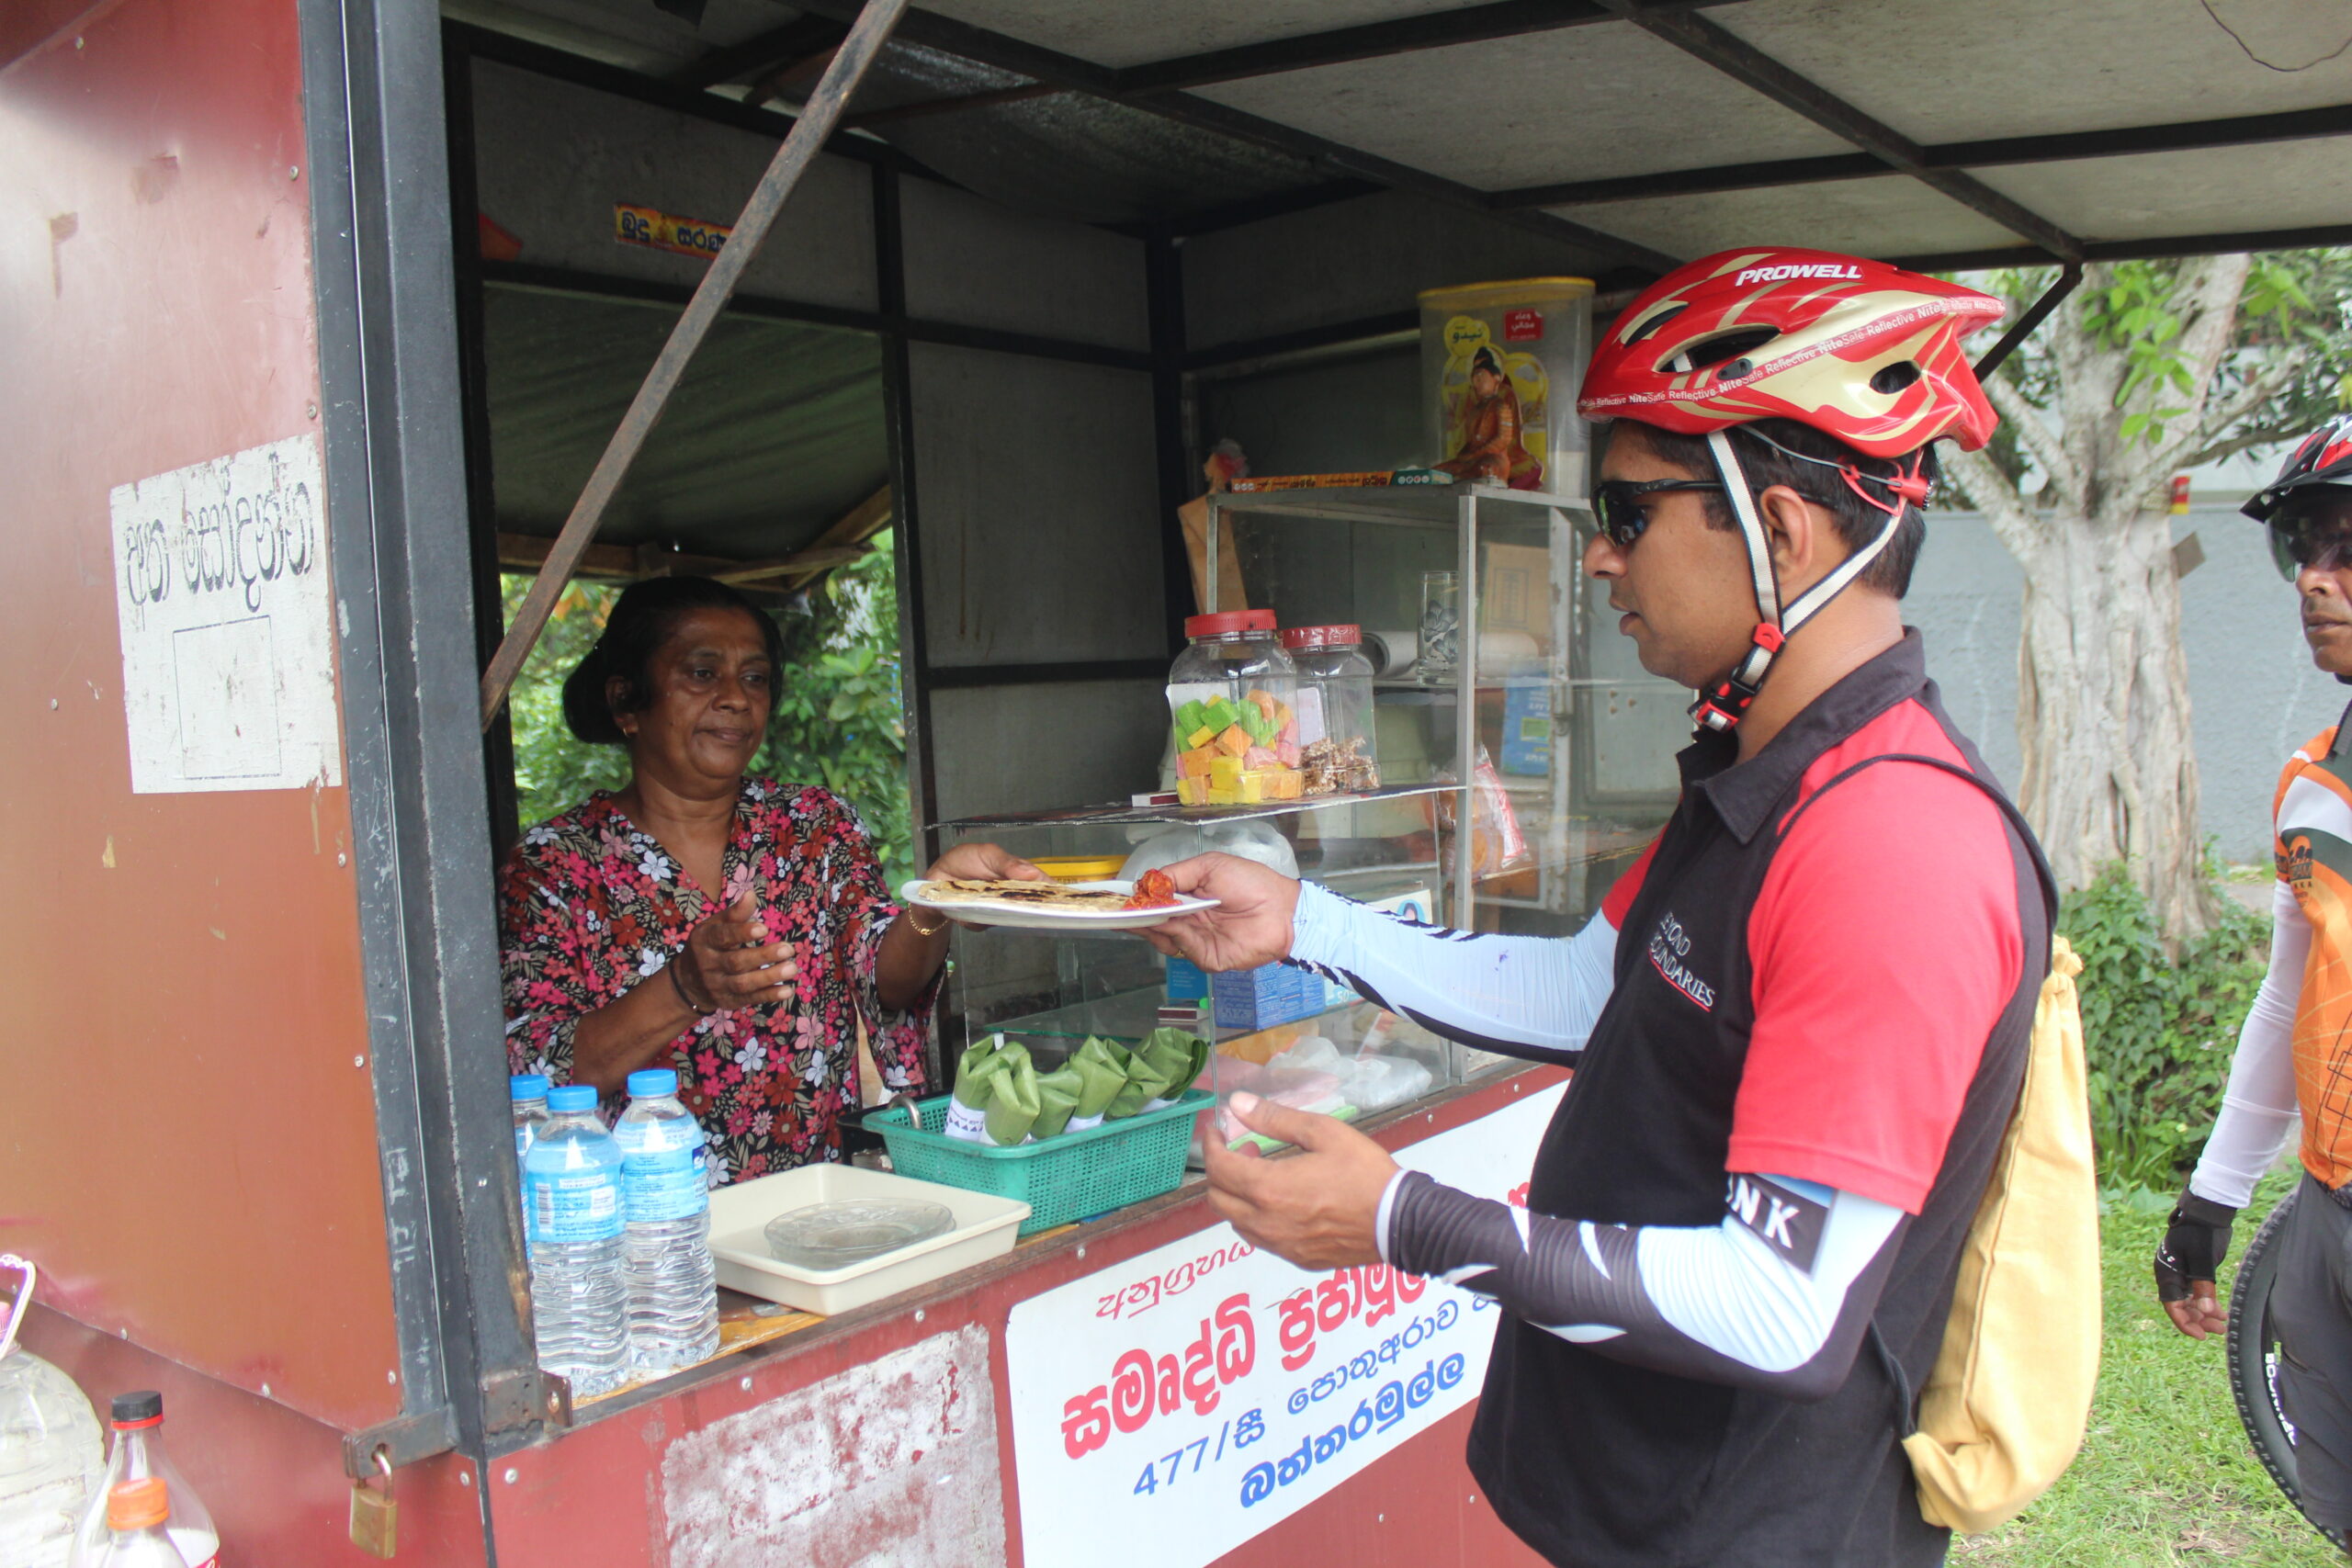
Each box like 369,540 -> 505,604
2281,494 -> 2352,678
1585,426 -> 1762,687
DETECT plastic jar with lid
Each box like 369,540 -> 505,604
1169,611 -> 1303,806
1281,626 -> 1381,796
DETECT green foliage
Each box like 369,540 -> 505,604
2062,860 -> 2268,1191
1970,249 -> 2352,474
502,533 -> 915,886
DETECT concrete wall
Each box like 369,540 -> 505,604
1907,503 -> 2341,866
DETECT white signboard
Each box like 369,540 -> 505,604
109,434 -> 343,793
1005,1084 -> 1565,1568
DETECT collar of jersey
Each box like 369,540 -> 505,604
1678,628 -> 1931,845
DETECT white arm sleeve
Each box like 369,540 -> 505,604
2188,878 -> 2306,1209
1287,881 -> 1618,1066
1385,1168 -> 1906,1399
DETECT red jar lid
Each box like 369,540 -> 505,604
1184,609 -> 1277,637
1280,624 -> 1361,649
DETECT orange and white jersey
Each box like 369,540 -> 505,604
2186,713 -> 2352,1208
2276,712 -> 2352,1189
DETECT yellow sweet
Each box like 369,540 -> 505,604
1186,725 -> 1216,750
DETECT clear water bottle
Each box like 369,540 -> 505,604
0,1257 -> 103,1568
614,1069 -> 718,1371
89,1480 -> 181,1568
511,1074 -> 550,1179
522,1085 -> 629,1399
66,1393 -> 215,1568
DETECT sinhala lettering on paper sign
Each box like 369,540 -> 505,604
110,434 -> 342,794
1004,1083 -> 1566,1568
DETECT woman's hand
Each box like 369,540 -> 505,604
674,892 -> 797,1012
923,841 -> 1046,886
921,842 -> 1047,929
1139,853 -> 1301,972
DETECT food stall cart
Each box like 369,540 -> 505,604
6,0 -> 2349,1561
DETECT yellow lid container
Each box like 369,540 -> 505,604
1028,854 -> 1127,883
1417,277 -> 1597,499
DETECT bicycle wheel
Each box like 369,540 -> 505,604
2227,1187 -> 2352,1551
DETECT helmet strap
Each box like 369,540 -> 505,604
1688,430 -> 1910,734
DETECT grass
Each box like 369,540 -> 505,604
1956,1171 -> 2342,1565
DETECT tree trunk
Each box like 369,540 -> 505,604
2011,501 -> 2221,941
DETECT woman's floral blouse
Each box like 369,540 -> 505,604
499,779 -> 933,1185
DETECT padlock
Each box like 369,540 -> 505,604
349,1447 -> 398,1558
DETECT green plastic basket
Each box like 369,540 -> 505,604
868,1090 -> 1211,1236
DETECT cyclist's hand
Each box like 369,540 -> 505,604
1137,853 -> 1300,972
2154,1190 -> 2237,1341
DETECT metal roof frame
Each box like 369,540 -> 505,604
740,0 -> 2347,277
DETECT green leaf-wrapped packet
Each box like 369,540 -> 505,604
1064,1037 -> 1133,1133
1031,1064 -> 1085,1140
1108,1028 -> 1207,1118
983,1047 -> 1043,1146
944,1034 -> 1019,1143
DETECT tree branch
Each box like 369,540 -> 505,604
1941,445 -> 2044,560
1983,373 -> 2083,506
2136,254 -> 2255,489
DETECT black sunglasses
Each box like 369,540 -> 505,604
2269,507 -> 2352,582
1592,478 -> 1724,547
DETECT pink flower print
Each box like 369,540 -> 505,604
752,1109 -> 773,1137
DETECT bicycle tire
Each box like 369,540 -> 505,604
2226,1187 -> 2352,1551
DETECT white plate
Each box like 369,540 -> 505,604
897,877 -> 1216,931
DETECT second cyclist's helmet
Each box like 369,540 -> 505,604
1578,247 -> 2006,455
2244,413 -> 2352,524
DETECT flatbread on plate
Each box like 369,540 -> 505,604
914,878 -> 1133,911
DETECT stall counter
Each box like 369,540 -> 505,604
493,1065 -> 1566,1568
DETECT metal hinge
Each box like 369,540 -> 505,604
342,1407 -> 458,1480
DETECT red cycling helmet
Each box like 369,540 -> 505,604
1578,248 -> 2006,457
2244,413 -> 2352,525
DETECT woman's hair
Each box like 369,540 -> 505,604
559,575 -> 786,745
1470,346 -> 1504,378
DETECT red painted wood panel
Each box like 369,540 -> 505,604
0,0 -> 400,1428
21,1306 -> 488,1567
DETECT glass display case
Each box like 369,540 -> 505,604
1206,480 -> 1683,931
929,480 -> 1688,1125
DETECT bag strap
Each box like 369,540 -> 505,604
1775,752 -> 2058,1440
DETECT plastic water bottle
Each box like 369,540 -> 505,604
0,1343 -> 101,1568
0,1253 -> 102,1568
523,1085 -> 629,1398
614,1068 -> 718,1371
511,1074 -> 550,1180
66,1393 -> 215,1568
88,1480 -> 181,1568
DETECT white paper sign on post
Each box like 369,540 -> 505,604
1004,1083 -> 1564,1568
109,434 -> 343,794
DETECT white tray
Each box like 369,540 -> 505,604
898,877 -> 1216,931
707,1163 -> 1029,1315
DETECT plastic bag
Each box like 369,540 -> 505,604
1432,745 -> 1528,882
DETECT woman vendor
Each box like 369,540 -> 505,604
499,575 -> 1032,1183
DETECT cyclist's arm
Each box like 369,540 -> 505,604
1381,1169 -> 1905,1400
2187,878 -> 2307,1210
1285,844 -> 1648,1066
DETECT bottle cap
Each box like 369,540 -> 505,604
107,1478 -> 170,1531
547,1085 -> 600,1113
1280,624 -> 1362,649
627,1068 -> 680,1099
1183,610 -> 1276,638
109,1390 -> 163,1427
509,1073 -> 550,1100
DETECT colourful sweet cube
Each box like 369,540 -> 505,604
1237,771 -> 1266,804
1276,740 -> 1301,768
1208,755 -> 1244,788
1202,696 -> 1240,732
1278,718 -> 1298,745
1243,745 -> 1278,769
1186,725 -> 1216,750
1216,724 -> 1253,758
1274,700 -> 1295,728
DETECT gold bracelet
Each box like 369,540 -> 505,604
904,904 -> 951,939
